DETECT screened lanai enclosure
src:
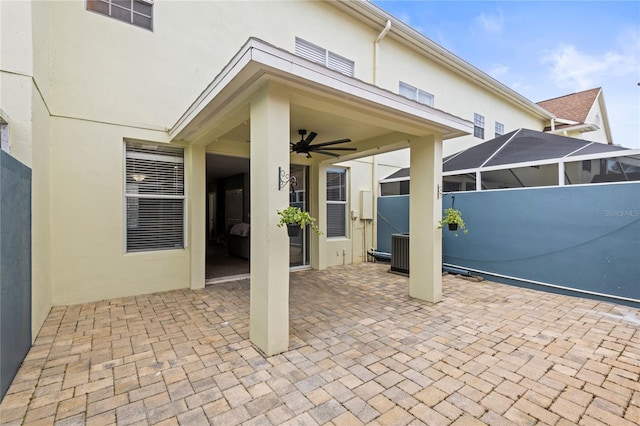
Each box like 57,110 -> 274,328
377,129 -> 640,306
380,128 -> 640,196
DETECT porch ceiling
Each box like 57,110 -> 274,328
169,38 -> 472,160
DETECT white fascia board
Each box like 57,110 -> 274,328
545,123 -> 599,135
563,148 -> 640,163
273,53 -> 471,137
443,168 -> 480,177
332,0 -> 555,121
379,176 -> 411,183
554,118 -> 580,125
170,38 -> 472,141
595,89 -> 613,143
170,42 -> 255,138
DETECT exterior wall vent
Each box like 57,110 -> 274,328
390,233 -> 409,274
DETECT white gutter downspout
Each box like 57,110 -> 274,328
371,20 -> 390,257
373,20 -> 391,85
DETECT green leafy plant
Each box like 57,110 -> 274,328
277,206 -> 322,235
438,208 -> 469,236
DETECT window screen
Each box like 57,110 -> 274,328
125,142 -> 184,252
326,168 -> 347,238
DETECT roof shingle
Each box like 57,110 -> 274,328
537,87 -> 600,123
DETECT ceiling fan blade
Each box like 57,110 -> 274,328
314,150 -> 341,157
304,132 -> 317,145
312,147 -> 357,151
310,138 -> 352,148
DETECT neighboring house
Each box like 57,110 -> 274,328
537,87 -> 613,144
1,0 -> 600,365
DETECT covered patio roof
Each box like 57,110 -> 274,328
169,37 -> 472,160
170,37 -> 468,356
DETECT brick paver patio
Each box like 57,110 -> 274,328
1,263 -> 639,425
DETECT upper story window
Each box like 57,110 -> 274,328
87,0 -> 153,31
399,82 -> 434,107
125,142 -> 184,252
326,167 -> 348,238
495,122 -> 504,138
474,113 -> 485,139
295,38 -> 355,77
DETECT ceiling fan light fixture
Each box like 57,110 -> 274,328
290,129 -> 354,158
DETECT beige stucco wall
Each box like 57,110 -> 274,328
31,83 -> 52,337
581,97 -> 611,144
3,0 -> 556,309
43,0 -> 389,302
47,1 -> 378,129
49,118 -> 188,304
0,0 -> 54,338
374,39 -> 546,156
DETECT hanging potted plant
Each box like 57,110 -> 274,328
277,206 -> 322,237
438,207 -> 469,236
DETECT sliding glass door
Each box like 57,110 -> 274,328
289,165 -> 309,267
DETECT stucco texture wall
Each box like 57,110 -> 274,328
49,118 -> 188,305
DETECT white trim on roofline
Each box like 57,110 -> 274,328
331,0 -> 555,121
546,123 -> 599,135
170,38 -> 472,141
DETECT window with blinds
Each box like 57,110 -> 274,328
125,142 -> 184,252
495,121 -> 505,138
87,0 -> 153,31
326,167 -> 347,238
399,81 -> 434,107
295,38 -> 355,77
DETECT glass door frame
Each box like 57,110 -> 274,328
289,164 -> 309,267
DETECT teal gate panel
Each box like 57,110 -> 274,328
0,151 -> 32,400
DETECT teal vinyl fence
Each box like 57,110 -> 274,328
0,151 -> 32,400
377,183 -> 640,306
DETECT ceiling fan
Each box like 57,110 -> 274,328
290,129 -> 355,158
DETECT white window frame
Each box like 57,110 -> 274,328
326,167 -> 348,238
0,117 -> 8,153
474,113 -> 485,139
495,122 -> 504,138
295,38 -> 355,77
124,141 -> 186,253
399,81 -> 434,107
86,0 -> 153,31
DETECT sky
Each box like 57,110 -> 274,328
372,0 -> 640,149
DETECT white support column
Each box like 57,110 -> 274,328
409,135 -> 443,303
311,161 -> 327,270
249,83 -> 290,356
188,143 -> 206,289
